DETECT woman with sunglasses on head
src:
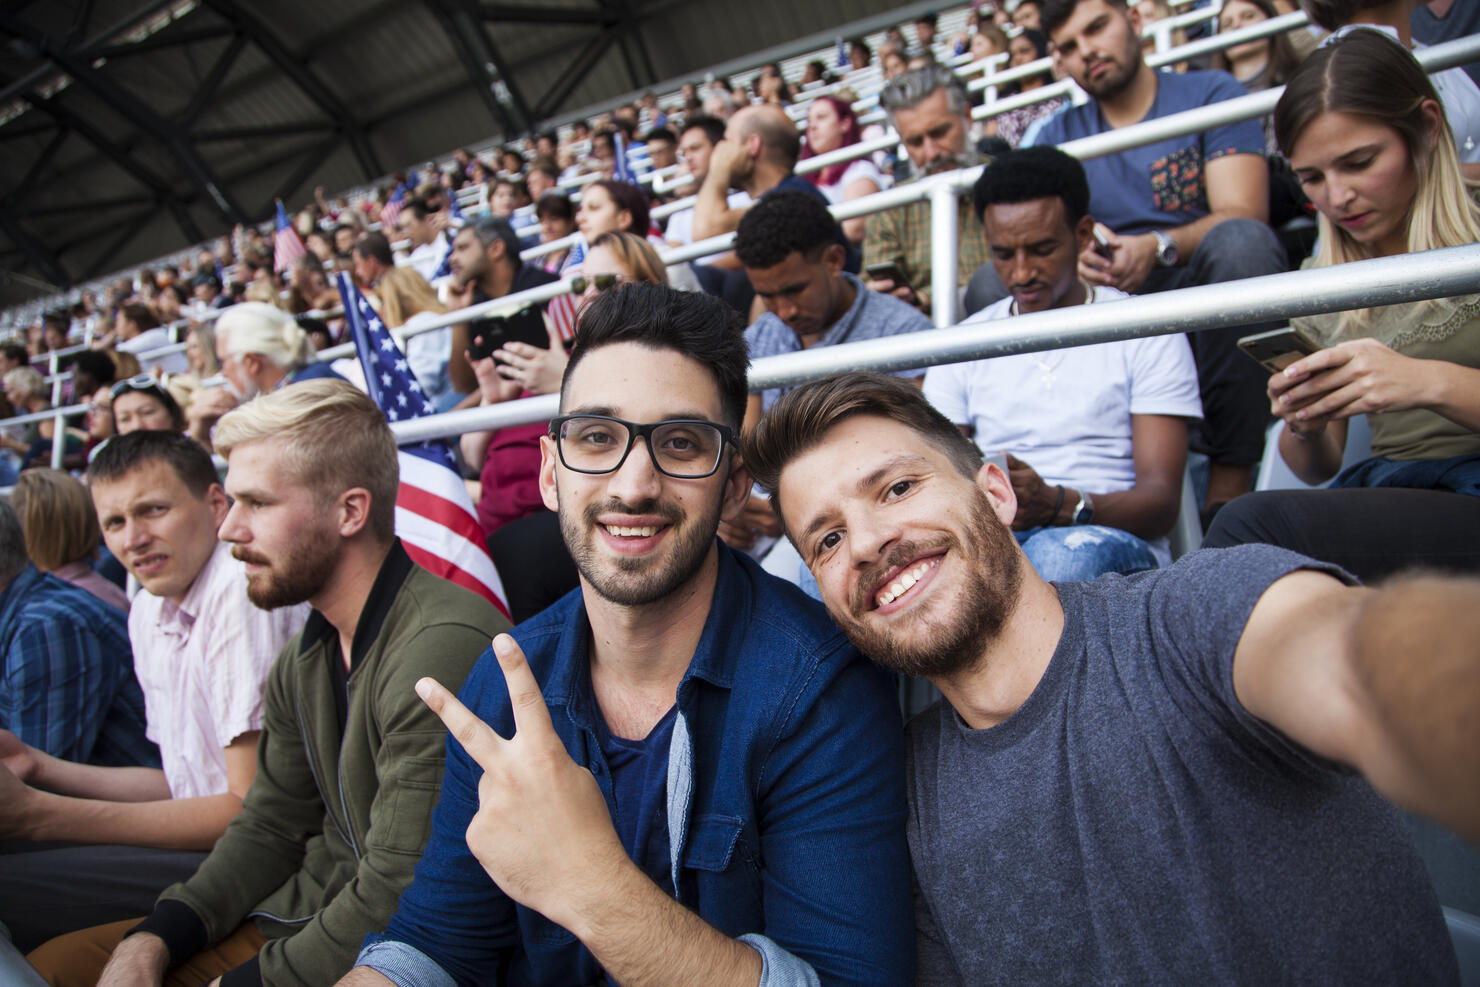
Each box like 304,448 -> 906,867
90,376 -> 186,445
461,232 -> 670,541
1203,29 -> 1480,579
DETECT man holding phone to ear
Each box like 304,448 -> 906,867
444,216 -> 560,399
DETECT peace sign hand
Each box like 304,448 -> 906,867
416,634 -> 631,931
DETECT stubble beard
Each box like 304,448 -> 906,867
827,487 -> 1023,679
561,493 -> 722,608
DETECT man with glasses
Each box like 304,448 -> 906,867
344,284 -> 911,987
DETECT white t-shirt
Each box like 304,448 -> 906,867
817,158 -> 887,205
664,191 -> 752,247
117,326 -> 190,375
403,233 -> 450,283
924,286 -> 1202,560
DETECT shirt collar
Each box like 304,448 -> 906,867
297,539 -> 415,670
0,564 -> 41,624
544,541 -> 750,717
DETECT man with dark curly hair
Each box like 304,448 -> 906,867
728,190 -> 933,557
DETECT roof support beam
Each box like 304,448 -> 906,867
0,11 -> 249,227
480,4 -> 616,25
426,0 -> 529,135
531,28 -> 617,120
269,133 -> 342,213
198,0 -> 383,181
85,24 -> 237,60
2,126 -> 69,210
17,193 -> 154,219
179,31 -> 247,128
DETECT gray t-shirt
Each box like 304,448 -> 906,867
908,545 -> 1456,985
745,271 -> 933,412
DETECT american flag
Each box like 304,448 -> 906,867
336,272 -> 509,617
547,236 -> 587,344
430,191 -> 465,281
273,200 -> 306,275
612,131 -> 637,186
379,184 -> 404,231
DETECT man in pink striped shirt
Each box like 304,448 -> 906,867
0,430 -> 308,952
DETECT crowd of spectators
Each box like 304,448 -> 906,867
0,1 -> 1478,981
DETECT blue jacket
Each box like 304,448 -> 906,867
361,543 -> 912,986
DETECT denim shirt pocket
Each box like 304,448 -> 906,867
681,813 -> 763,917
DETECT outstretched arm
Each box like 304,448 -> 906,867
1234,570 -> 1480,845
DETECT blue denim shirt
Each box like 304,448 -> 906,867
359,543 -> 912,986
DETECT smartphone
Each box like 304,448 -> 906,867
865,261 -> 906,285
467,305 -> 548,361
1236,325 -> 1322,374
1092,225 -> 1115,261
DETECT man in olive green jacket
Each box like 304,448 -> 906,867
28,380 -> 509,986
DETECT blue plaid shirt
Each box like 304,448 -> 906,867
0,565 -> 157,767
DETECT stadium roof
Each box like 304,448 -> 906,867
0,0 -> 920,308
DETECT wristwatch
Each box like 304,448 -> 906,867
1072,490 -> 1096,525
1151,230 -> 1179,267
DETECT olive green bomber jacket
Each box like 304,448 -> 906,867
137,543 -> 509,986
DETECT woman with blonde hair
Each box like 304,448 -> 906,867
1203,29 -> 1480,578
376,265 -> 457,408
12,468 -> 129,612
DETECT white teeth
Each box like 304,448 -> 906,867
874,558 -> 940,608
606,524 -> 658,537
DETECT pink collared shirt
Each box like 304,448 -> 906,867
129,542 -> 310,798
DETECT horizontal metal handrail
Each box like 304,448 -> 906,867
384,244 -> 1480,444
323,32 -> 1480,357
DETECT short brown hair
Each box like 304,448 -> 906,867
12,468 -> 100,570
213,378 -> 400,542
744,372 -> 984,532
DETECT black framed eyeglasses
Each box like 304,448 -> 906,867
110,374 -> 163,400
548,414 -> 735,479
570,273 -> 630,295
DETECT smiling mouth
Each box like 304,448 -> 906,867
601,523 -> 666,538
873,556 -> 942,609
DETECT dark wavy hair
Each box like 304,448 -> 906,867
733,191 -> 842,269
562,282 -> 749,430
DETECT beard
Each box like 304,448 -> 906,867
233,522 -> 340,610
561,492 -> 721,608
825,485 -> 1022,679
1078,54 -> 1138,101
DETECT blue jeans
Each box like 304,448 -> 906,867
1016,525 -> 1159,581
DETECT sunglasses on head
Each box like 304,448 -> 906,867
570,273 -> 631,295
110,374 -> 164,400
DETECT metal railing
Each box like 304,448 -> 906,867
384,244 -> 1480,444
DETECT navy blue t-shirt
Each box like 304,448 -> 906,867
1027,70 -> 1264,234
596,704 -> 677,898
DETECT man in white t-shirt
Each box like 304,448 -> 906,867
666,116 -> 751,248
396,197 -> 451,283
925,147 -> 1202,579
0,431 -> 308,951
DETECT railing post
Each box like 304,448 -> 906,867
930,180 -> 959,330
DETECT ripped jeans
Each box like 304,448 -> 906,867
1015,525 -> 1159,582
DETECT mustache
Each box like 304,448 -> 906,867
582,498 -> 684,525
853,536 -> 952,612
231,546 -> 271,567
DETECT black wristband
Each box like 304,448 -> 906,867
1051,484 -> 1066,525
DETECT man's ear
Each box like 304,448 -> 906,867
205,483 -> 230,527
975,461 -> 1018,528
338,487 -> 373,538
538,433 -> 560,513
1125,2 -> 1144,35
821,242 -> 847,276
720,454 -> 753,524
1074,213 -> 1096,257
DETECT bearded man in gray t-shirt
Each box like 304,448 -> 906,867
744,371 -> 1479,984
